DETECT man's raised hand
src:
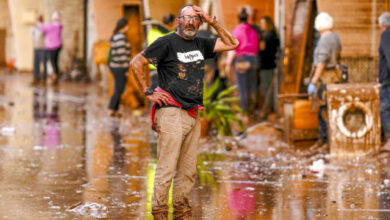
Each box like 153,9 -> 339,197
192,6 -> 216,25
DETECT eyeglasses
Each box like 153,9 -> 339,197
179,15 -> 201,22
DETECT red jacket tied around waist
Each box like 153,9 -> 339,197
151,87 -> 205,131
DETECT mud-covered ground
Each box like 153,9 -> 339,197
0,73 -> 389,220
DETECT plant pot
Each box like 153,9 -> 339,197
200,117 -> 210,137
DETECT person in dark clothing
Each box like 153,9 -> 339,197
31,14 -> 46,85
130,5 -> 238,219
259,16 -> 280,115
378,12 -> 390,146
108,18 -> 131,117
162,13 -> 176,31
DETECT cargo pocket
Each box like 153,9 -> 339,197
234,60 -> 251,74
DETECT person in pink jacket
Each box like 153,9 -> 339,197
226,8 -> 259,117
40,11 -> 63,85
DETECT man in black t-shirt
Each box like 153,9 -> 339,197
142,30 -> 217,109
130,4 -> 238,219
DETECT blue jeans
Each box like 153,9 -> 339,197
259,69 -> 274,109
380,85 -> 390,141
234,55 -> 258,112
33,49 -> 47,80
318,105 -> 328,142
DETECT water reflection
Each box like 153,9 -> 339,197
193,146 -> 390,219
32,87 -> 60,150
44,90 -> 60,150
82,118 -> 150,219
0,78 -> 86,219
194,153 -> 281,220
227,172 -> 256,219
324,159 -> 380,219
33,88 -> 47,120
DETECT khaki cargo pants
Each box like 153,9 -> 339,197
152,107 -> 200,216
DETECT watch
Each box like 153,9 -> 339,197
144,88 -> 154,96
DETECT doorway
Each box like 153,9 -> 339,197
120,4 -> 145,109
0,29 -> 5,66
123,5 -> 144,58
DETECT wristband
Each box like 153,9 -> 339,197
144,88 -> 154,96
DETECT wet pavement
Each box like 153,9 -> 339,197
0,73 -> 390,219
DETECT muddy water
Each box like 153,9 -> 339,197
0,74 -> 389,219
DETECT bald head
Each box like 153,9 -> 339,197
178,4 -> 194,18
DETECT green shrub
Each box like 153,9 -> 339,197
201,78 -> 244,136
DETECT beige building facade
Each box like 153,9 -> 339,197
1,0 -> 84,72
1,0 -> 389,80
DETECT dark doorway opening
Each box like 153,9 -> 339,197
0,29 -> 5,66
123,5 -> 144,58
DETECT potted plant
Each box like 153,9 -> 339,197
200,78 -> 244,137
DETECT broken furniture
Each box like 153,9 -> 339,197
278,94 -> 318,146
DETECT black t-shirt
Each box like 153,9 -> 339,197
260,31 -> 279,69
143,33 -> 217,109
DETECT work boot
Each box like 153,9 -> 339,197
152,205 -> 169,220
309,139 -> 326,151
153,211 -> 168,220
40,78 -> 47,87
51,74 -> 58,86
30,79 -> 40,86
173,201 -> 192,220
299,139 -> 327,157
318,143 -> 330,154
108,110 -> 116,117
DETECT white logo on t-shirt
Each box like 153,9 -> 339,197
177,51 -> 204,63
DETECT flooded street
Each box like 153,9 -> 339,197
0,74 -> 390,220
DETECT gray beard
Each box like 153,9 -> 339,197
178,26 -> 197,39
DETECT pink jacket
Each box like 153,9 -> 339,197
232,23 -> 259,57
40,22 -> 63,50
